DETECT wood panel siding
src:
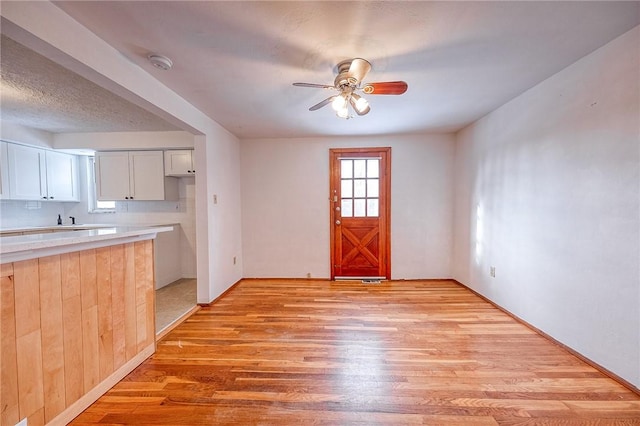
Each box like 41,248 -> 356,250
71,279 -> 640,424
0,240 -> 155,425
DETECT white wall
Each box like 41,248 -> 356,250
54,130 -> 194,151
1,121 -> 54,148
241,134 -> 454,279
453,27 -> 640,387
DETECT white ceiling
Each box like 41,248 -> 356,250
3,1 -> 640,138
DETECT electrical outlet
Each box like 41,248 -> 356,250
213,194 -> 218,204
306,272 -> 311,278
490,266 -> 496,278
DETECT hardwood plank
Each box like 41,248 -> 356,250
1,269 -> 20,426
70,280 -> 640,424
26,406 -> 44,426
96,246 -> 114,381
62,294 -> 84,405
79,249 -> 97,310
134,241 -> 148,352
13,259 -> 45,421
80,249 -> 100,393
61,253 -> 84,405
16,330 -> 44,421
0,262 -> 13,278
13,259 -> 40,337
60,252 -> 81,301
110,244 -> 126,369
38,255 -> 66,422
123,243 -> 137,360
145,240 -> 155,347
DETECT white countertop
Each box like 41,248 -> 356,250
0,223 -> 179,234
0,225 -> 173,263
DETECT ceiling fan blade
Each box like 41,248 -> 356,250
347,58 -> 371,84
362,81 -> 408,95
293,82 -> 335,89
309,96 -> 336,111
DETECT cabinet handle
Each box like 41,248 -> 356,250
42,196 -> 47,199
130,196 -> 134,199
125,196 -> 129,200
50,196 -> 54,199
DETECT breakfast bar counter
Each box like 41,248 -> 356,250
0,225 -> 171,426
0,225 -> 173,264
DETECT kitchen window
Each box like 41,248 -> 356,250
88,156 -> 116,213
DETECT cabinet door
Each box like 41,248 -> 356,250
129,151 -> 165,200
0,141 -> 8,199
164,150 -> 194,176
95,151 -> 131,200
7,143 -> 47,200
45,150 -> 79,201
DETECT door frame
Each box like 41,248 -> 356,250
329,147 -> 391,280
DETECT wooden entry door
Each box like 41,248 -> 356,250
330,148 -> 391,280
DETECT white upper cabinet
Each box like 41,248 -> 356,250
164,150 -> 195,177
129,151 -> 167,200
95,151 -> 130,200
5,143 -> 79,201
45,150 -> 79,201
7,143 -> 46,200
0,142 -> 8,199
96,150 -> 177,201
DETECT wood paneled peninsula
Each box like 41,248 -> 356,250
0,225 -> 171,426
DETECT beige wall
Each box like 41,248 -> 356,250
240,134 -> 455,279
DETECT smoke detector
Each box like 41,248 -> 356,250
147,54 -> 172,71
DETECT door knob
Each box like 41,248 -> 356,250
335,220 -> 341,225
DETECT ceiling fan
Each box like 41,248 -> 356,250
293,58 -> 408,119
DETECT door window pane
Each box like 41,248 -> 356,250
353,179 -> 366,198
367,179 -> 379,197
354,160 -> 366,178
339,156 -> 382,219
341,199 -> 353,217
341,179 -> 352,198
367,199 -> 379,217
341,160 -> 353,178
354,199 -> 366,217
367,159 -> 379,178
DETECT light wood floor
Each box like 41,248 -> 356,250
71,279 -> 640,425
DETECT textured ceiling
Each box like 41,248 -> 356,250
2,1 -> 639,138
0,35 -> 179,133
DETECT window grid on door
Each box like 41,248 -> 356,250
340,158 -> 380,217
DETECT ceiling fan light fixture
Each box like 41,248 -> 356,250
331,94 -> 348,112
351,93 -> 370,115
336,107 -> 350,119
293,57 -> 407,119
